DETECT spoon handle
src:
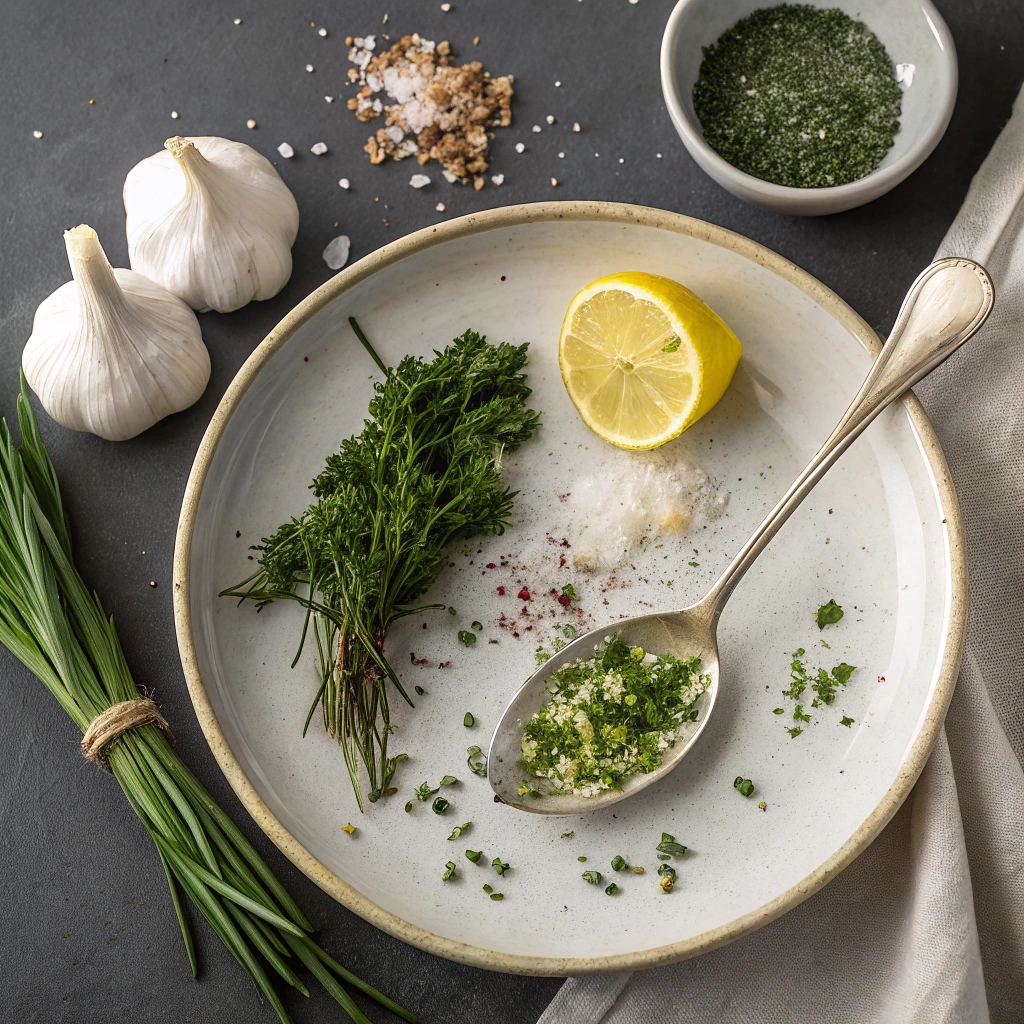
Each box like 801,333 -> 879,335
697,256 -> 994,625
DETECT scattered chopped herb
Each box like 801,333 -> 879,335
448,822 -> 471,840
658,875 -> 674,893
517,780 -> 542,798
788,726 -> 804,738
611,855 -> 628,872
793,705 -> 811,723
692,5 -> 901,188
604,883 -> 620,895
535,646 -> 552,666
483,884 -> 493,894
657,854 -> 671,862
383,786 -> 398,797
467,745 -> 488,777
223,327 -> 538,808
492,857 -> 509,876
342,823 -> 357,836
458,630 -> 477,647
432,797 -> 450,815
816,599 -> 845,629
560,831 -> 574,839
758,800 -> 767,811
404,801 -> 412,812
733,777 -> 755,797
657,863 -> 677,882
656,834 -> 687,857
562,623 -> 580,641
688,561 -> 699,568
471,620 -> 483,631
772,707 -> 784,715
578,856 -> 587,862
561,584 -> 578,601
840,715 -> 855,727
632,866 -> 645,875
448,607 -> 457,616
415,782 -> 439,802
414,685 -> 426,696
582,870 -> 603,885
519,635 -> 709,798
442,861 -> 457,881
662,336 -> 682,353
464,712 -> 475,727
490,893 -> 504,901
440,775 -> 459,786
466,849 -> 483,863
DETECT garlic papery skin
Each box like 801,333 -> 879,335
23,225 -> 211,442
123,136 -> 300,313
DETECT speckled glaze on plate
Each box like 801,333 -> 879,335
173,202 -> 965,974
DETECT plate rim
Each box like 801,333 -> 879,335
172,200 -> 966,975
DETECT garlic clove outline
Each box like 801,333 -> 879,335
124,136 -> 300,314
23,225 -> 211,442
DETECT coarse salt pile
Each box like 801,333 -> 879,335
345,33 -> 514,189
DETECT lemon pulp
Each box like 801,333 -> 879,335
559,272 -> 742,449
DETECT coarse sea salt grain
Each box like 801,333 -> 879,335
573,122 -> 581,132
277,142 -> 294,158
311,142 -> 328,155
442,169 -> 458,183
546,115 -> 555,124
339,178 -> 350,189
318,27 -> 328,37
410,173 -> 430,188
515,142 -> 525,153
246,119 -> 257,129
233,17 -> 241,25
436,202 -> 446,211
305,64 -> 314,73
551,177 -> 558,186
325,95 -> 334,102
322,235 -> 351,270
532,125 -> 542,133
558,152 -> 565,158
440,2 -> 451,9
171,111 -> 179,119
32,129 -> 43,139
491,173 -> 505,185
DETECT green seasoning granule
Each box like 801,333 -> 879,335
561,831 -> 574,839
414,685 -> 426,696
442,861 -> 457,881
518,634 -> 709,798
440,775 -> 459,786
467,745 -> 488,777
471,620 -> 483,631
692,4 -> 902,188
605,883 -> 620,896
734,776 -> 755,797
464,712 -> 475,727
404,801 -> 412,812
840,715 -> 855,727
492,857 -> 509,876
432,797 -> 449,815
611,855 -> 628,872
448,822 -> 471,840
483,883 -> 493,893
414,781 -> 438,801
458,630 -> 477,647
656,833 -> 687,857
657,864 -> 677,883
490,893 -> 504,901
816,599 -> 844,629
582,870 -> 603,885
466,849 -> 483,863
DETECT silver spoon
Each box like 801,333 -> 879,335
488,257 -> 994,815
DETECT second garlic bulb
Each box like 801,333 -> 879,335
124,136 -> 300,313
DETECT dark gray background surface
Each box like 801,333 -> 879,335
0,1 -> 1020,1022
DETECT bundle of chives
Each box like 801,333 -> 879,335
0,378 -> 414,1024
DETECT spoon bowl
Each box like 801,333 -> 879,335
489,257 -> 994,814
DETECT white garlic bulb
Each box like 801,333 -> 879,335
123,136 -> 300,313
23,225 -> 211,442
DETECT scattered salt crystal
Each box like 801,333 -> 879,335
435,202 -> 446,211
171,111 -> 179,119
895,63 -> 916,87
311,142 -> 328,155
277,142 -> 295,158
532,125 -> 542,133
322,235 -> 351,271
442,169 -> 458,183
491,173 -> 505,185
572,122 -> 581,132
629,0 -> 639,4
656,153 -> 662,158
32,129 -> 43,139
440,2 -> 451,9
306,64 -> 315,72
410,173 -> 431,188
386,124 -> 404,144
246,119 -> 257,129
558,152 -> 565,159
318,27 -> 328,37
233,17 -> 241,25
339,178 -> 351,189
383,14 -> 389,24
618,157 -> 625,164
551,177 -> 558,186
818,128 -> 826,139
555,81 -> 561,87
325,95 -> 334,102
546,115 -> 555,124
515,142 -> 525,153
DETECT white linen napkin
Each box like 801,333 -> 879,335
538,85 -> 1024,1024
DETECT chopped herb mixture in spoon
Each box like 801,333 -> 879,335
519,635 -> 709,798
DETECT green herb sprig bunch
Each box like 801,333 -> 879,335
223,322 -> 539,807
0,380 -> 412,1024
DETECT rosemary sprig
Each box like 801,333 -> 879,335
223,322 -> 539,808
0,377 -> 413,1024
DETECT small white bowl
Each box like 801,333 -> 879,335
661,0 -> 958,215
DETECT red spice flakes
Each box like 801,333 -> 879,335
416,657 -> 430,666
557,594 -> 572,607
517,587 -> 531,601
488,639 -> 499,644
512,631 -> 520,638
558,493 -> 571,502
421,622 -> 428,629
560,539 -> 571,548
496,585 -> 506,596
486,562 -> 497,569
559,554 -> 566,567
438,661 -> 451,669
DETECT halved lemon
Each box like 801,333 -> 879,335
559,272 -> 742,449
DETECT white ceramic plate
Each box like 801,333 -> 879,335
174,203 -> 964,974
